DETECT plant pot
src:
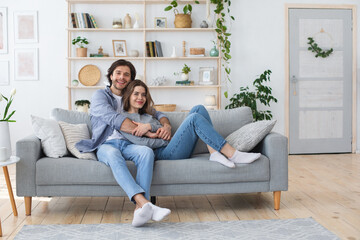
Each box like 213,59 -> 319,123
174,10 -> 192,28
181,73 -> 189,81
210,46 -> 219,57
0,122 -> 11,161
76,104 -> 89,113
76,48 -> 88,57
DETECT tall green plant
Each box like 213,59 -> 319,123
225,70 -> 277,121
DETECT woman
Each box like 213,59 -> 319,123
120,80 -> 261,167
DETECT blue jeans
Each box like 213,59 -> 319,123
155,105 -> 226,160
97,139 -> 154,201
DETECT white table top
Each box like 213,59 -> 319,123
0,156 -> 20,167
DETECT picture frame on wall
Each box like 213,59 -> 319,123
0,60 -> 9,85
14,11 -> 38,43
154,17 -> 167,28
112,40 -> 127,57
199,67 -> 215,85
14,48 -> 39,81
0,8 -> 8,54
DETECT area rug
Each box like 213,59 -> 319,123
15,218 -> 339,240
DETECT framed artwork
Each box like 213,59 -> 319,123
0,8 -> 8,54
154,17 -> 167,28
14,48 -> 38,81
0,60 -> 9,85
14,11 -> 38,43
199,67 -> 215,85
112,40 -> 127,57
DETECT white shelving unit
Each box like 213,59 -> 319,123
67,0 -> 221,110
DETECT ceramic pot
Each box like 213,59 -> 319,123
0,122 -> 11,160
210,46 -> 219,57
181,73 -> 189,81
76,48 -> 87,57
129,50 -> 139,57
124,13 -> 132,29
76,104 -> 89,113
72,79 -> 79,86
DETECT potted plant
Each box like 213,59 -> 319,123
75,99 -> 90,113
72,36 -> 89,57
0,89 -> 16,160
164,0 -> 199,28
181,64 -> 191,80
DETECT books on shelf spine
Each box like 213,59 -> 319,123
82,13 -> 88,28
145,42 -> 151,57
148,42 -> 154,57
70,13 -> 77,28
155,40 -> 163,57
89,15 -> 98,28
85,13 -> 93,28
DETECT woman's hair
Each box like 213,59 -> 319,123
122,80 -> 155,115
106,59 -> 136,86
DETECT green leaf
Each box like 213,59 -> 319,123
4,110 -> 15,121
164,6 -> 173,11
195,0 -> 200,3
224,91 -> 228,98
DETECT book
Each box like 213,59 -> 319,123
175,80 -> 192,86
76,12 -> 83,28
89,15 -> 98,28
148,42 -> 154,57
70,13 -> 77,28
82,13 -> 89,28
74,13 -> 79,28
152,41 -> 157,57
90,53 -> 109,57
188,54 -> 205,57
155,40 -> 163,57
85,13 -> 93,28
145,42 -> 151,57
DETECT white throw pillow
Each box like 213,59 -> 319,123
58,121 -> 97,161
225,120 -> 276,152
31,115 -> 68,158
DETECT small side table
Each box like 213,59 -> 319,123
0,156 -> 20,237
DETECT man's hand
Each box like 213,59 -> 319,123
145,131 -> 159,139
156,123 -> 171,140
132,121 -> 151,136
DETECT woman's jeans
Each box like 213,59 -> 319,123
97,139 -> 154,201
155,105 -> 226,160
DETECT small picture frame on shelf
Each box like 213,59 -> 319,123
14,11 -> 38,43
154,17 -> 167,28
199,67 -> 215,85
112,40 -> 127,57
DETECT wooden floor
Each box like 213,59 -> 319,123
0,154 -> 359,239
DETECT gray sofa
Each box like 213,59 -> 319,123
16,107 -> 288,215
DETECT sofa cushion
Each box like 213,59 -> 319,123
36,154 -> 269,186
226,120 -> 276,152
51,108 -> 92,135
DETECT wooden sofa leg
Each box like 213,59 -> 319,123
273,191 -> 281,210
25,197 -> 32,216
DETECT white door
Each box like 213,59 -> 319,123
289,9 -> 353,154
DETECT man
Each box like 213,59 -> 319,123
76,59 -> 171,227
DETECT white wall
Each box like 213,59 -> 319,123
0,0 -> 359,152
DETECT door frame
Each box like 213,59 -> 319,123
284,4 -> 357,153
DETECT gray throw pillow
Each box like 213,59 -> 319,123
225,120 -> 276,152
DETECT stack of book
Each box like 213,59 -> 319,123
175,80 -> 194,86
70,13 -> 98,28
146,40 -> 163,57
90,53 -> 109,57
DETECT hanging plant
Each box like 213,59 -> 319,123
307,37 -> 333,58
210,0 -> 234,98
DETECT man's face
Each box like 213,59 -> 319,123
110,65 -> 131,92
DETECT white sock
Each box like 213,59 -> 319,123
149,203 -> 171,221
132,202 -> 153,227
229,150 -> 261,164
209,151 -> 235,168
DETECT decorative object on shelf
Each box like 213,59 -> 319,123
171,46 -> 177,58
200,20 -> 208,28
112,40 -> 127,57
204,95 -> 216,110
0,8 -> 8,54
155,17 -> 167,28
14,11 -> 38,43
90,46 -> 109,57
307,36 -> 333,58
199,67 -> 214,85
0,88 -> 16,160
14,48 -> 38,81
124,13 -> 132,29
78,64 -> 100,86
182,41 -> 186,57
180,64 -> 191,81
189,47 -> 205,57
112,18 -> 122,29
151,76 -> 167,86
75,100 -> 90,113
72,36 -> 89,57
176,80 -> 194,86
154,104 -> 176,112
72,79 -> 79,86
210,45 -> 219,57
164,0 -> 199,28
226,70 -> 278,121
129,49 -> 139,57
133,13 -> 140,29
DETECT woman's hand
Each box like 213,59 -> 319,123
132,121 -> 151,136
156,123 -> 172,140
145,131 -> 159,139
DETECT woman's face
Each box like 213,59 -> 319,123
130,86 -> 146,110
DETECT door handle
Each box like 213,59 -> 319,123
291,75 -> 297,96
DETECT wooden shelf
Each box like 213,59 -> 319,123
67,85 -> 221,89
67,57 -> 220,60
67,28 -> 215,32
67,0 -> 207,4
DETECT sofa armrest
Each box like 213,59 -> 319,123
255,132 -> 288,191
16,134 -> 43,197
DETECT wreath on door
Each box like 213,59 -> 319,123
307,37 -> 333,58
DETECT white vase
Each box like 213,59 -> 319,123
0,122 -> 12,160
181,73 -> 189,81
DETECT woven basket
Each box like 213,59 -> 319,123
78,65 -> 101,86
174,9 -> 192,28
154,104 -> 176,112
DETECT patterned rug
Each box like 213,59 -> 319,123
15,218 -> 339,240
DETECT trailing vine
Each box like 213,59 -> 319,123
211,0 -> 234,98
307,37 -> 333,58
